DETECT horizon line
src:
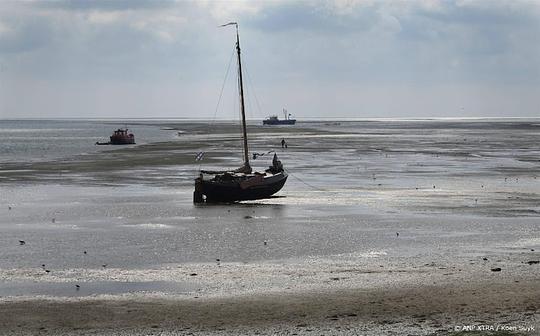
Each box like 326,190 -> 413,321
1,116 -> 540,122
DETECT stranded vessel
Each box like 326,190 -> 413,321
194,23 -> 287,203
96,128 -> 135,145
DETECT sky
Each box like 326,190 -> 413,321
0,0 -> 539,119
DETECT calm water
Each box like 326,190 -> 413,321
0,119 -> 178,162
0,119 -> 539,296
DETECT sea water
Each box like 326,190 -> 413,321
0,119 -> 177,163
0,118 -> 539,296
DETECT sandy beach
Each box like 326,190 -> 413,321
0,119 -> 539,335
0,253 -> 538,335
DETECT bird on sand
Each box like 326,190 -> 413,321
396,232 -> 399,237
19,240 -> 25,245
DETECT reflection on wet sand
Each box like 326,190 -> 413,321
0,119 -> 539,335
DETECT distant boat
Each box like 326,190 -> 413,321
96,128 -> 135,145
194,23 -> 287,203
263,108 -> 296,125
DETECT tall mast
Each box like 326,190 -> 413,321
220,22 -> 250,170
235,24 -> 250,168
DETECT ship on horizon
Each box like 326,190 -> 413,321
263,108 -> 296,125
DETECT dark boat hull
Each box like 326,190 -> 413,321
109,137 -> 135,145
95,141 -> 135,145
195,172 -> 287,203
263,119 -> 296,125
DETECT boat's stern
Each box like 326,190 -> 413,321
193,174 -> 205,203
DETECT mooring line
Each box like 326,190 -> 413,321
284,168 -> 328,192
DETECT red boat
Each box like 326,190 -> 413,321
96,128 -> 135,145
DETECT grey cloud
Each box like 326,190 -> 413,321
34,0 -> 177,12
240,0 -> 539,84
398,2 -> 540,52
0,2 -> 217,82
0,0 -> 538,118
243,2 -> 378,35
0,17 -> 54,53
417,1 -> 538,27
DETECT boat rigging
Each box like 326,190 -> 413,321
193,23 -> 288,203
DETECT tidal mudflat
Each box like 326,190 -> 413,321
0,119 -> 538,335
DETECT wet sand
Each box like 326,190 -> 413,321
0,252 -> 538,335
0,119 -> 539,335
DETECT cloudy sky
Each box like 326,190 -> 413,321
0,0 -> 538,119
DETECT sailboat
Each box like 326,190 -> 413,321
193,23 -> 288,203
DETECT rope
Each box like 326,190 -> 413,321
196,44 -> 236,171
284,168 -> 328,192
212,44 -> 236,124
243,59 -> 264,118
252,150 -> 275,159
244,74 -> 254,120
